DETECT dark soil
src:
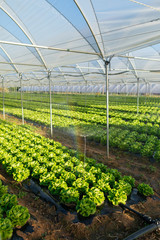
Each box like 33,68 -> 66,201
0,113 -> 160,240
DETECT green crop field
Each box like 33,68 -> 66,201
0,93 -> 160,161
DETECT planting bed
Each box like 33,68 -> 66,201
0,115 -> 160,239
1,93 -> 160,161
0,94 -> 160,239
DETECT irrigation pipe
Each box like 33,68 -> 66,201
123,222 -> 160,240
120,204 -> 160,240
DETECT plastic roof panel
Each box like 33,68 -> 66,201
0,0 -> 160,84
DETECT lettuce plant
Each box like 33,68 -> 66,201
138,183 -> 154,196
39,172 -> 56,186
72,178 -> 89,195
76,197 -> 96,217
107,169 -> 122,181
48,179 -> 68,195
60,171 -> 76,186
101,172 -> 115,187
0,218 -> 13,240
12,167 -> 30,182
108,188 -> 127,206
0,180 -> 8,196
122,175 -> 135,187
84,172 -> 96,186
97,178 -> 111,194
7,205 -> 30,227
114,180 -> 132,196
86,187 -> 105,206
0,193 -> 18,212
60,187 -> 79,204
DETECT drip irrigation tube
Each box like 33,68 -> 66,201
123,222 -> 160,240
120,204 -> 160,240
120,203 -> 153,224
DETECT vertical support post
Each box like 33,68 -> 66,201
126,84 -> 129,96
137,78 -> 140,114
102,85 -> 105,95
84,135 -> 86,164
85,81 -> 87,108
67,83 -> 69,103
149,83 -> 151,97
1,76 -> 5,119
48,71 -> 53,137
105,61 -> 109,158
19,73 -> 24,125
145,82 -> 147,104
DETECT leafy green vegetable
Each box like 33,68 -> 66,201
97,178 -> 111,193
76,197 -> 96,217
108,188 -> 127,206
12,167 -> 30,182
39,172 -> 56,186
84,172 -> 96,186
107,169 -> 122,181
60,187 -> 79,204
138,183 -> 154,196
0,218 -> 13,240
87,187 -> 105,206
101,172 -> 115,187
31,165 -> 47,179
0,207 -> 3,218
122,175 -> 135,187
0,193 -> 18,211
0,180 -> 8,196
60,171 -> 76,186
114,180 -> 132,196
72,178 -> 89,194
48,179 -> 68,195
7,205 -> 30,227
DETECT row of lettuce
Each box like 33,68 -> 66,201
0,180 -> 30,240
2,96 -> 160,125
1,92 -> 160,107
0,101 -> 160,160
0,120 -> 154,218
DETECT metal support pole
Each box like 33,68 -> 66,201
48,71 -> 53,137
1,76 -> 5,119
103,85 -> 105,95
105,61 -> 109,158
19,73 -> 24,125
126,84 -> 129,96
85,81 -> 87,108
137,78 -> 140,114
67,83 -> 69,103
84,135 -> 86,164
149,83 -> 151,97
145,82 -> 147,104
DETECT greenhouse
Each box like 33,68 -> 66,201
0,1 -> 160,239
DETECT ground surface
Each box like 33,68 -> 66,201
0,113 -> 160,240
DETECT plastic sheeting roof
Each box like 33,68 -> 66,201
0,0 -> 160,83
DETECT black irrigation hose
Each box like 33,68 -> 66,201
120,204 -> 154,224
123,222 -> 160,240
120,204 -> 160,240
